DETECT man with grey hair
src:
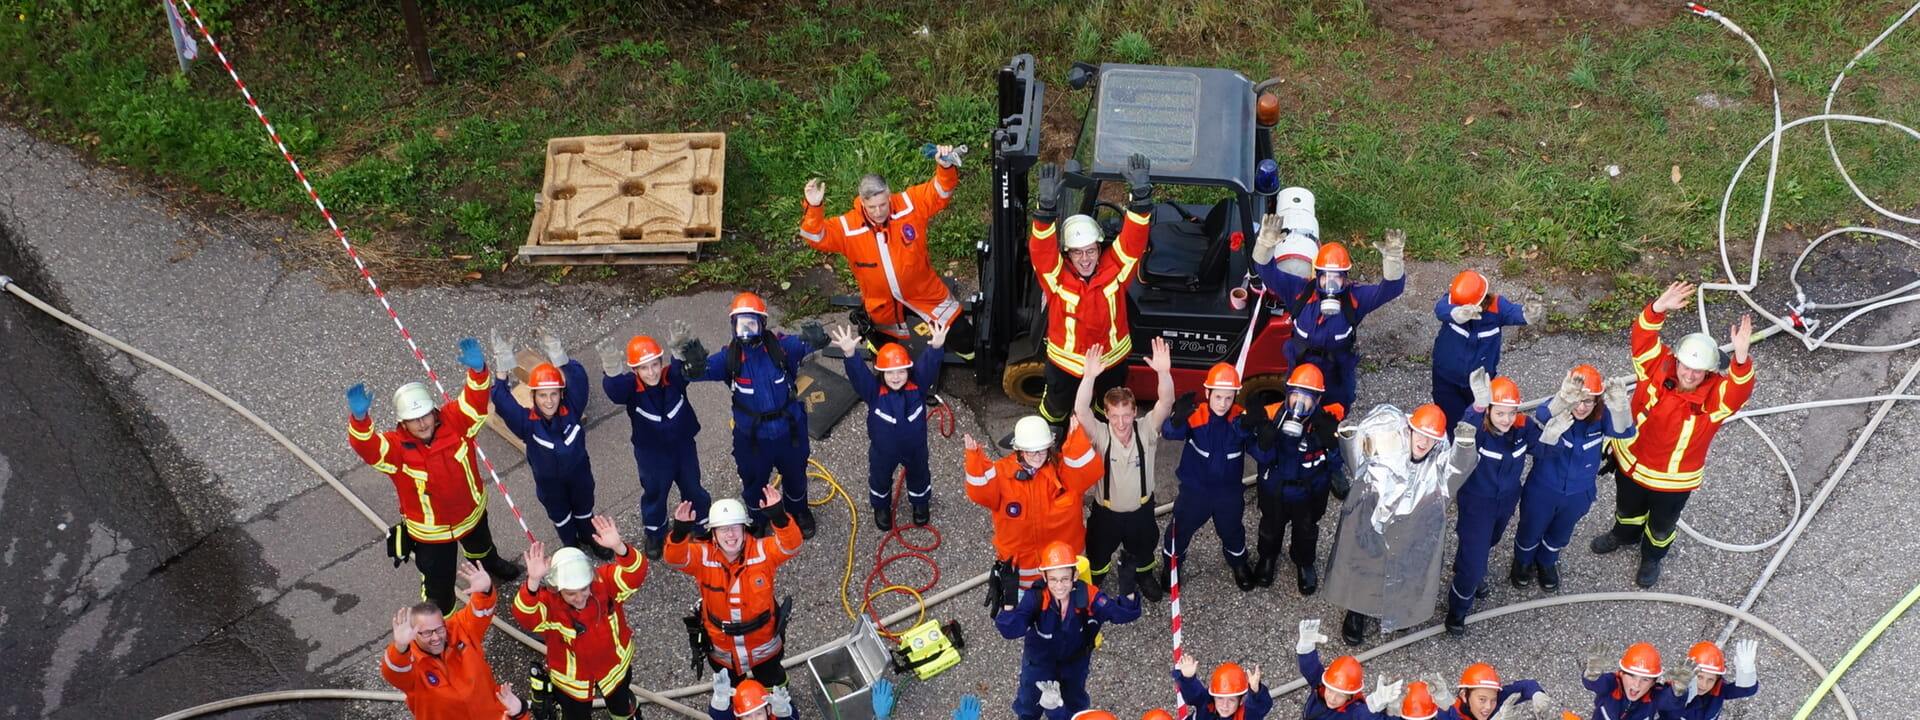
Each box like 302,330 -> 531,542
799,145 -> 976,359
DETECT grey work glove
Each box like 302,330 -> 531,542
1469,367 -> 1493,408
539,329 -> 568,367
798,320 -> 829,354
1450,303 -> 1483,324
1453,420 -> 1478,446
1539,412 -> 1575,445
491,329 -> 516,375
769,685 -> 794,717
1581,642 -> 1613,680
1036,680 -> 1063,710
1378,228 -> 1407,281
1485,693 -> 1524,720
1529,690 -> 1554,712
708,669 -> 734,712
1732,638 -> 1758,688
597,338 -> 625,376
1602,377 -> 1633,431
1365,678 -> 1404,714
671,320 -> 709,376
1548,372 -> 1586,417
1254,213 -> 1286,265
1033,163 -> 1062,223
1295,618 -> 1328,654
1122,152 -> 1154,211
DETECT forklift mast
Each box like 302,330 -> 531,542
978,54 -> 1044,385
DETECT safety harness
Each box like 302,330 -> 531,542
726,331 -> 801,451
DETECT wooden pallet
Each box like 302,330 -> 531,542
517,132 -> 725,266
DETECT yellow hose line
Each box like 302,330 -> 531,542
1790,581 -> 1920,720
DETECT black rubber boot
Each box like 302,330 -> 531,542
1252,554 -> 1279,588
1232,562 -> 1257,591
793,507 -> 817,540
642,536 -> 665,561
1537,562 -> 1562,592
1296,564 -> 1320,596
577,534 -> 614,562
1591,532 -> 1633,555
1509,557 -> 1532,589
1340,611 -> 1367,646
1444,610 -> 1468,637
1157,561 -> 1175,594
480,552 -> 525,583
1474,581 -> 1491,599
874,507 -> 894,533
1635,558 -> 1663,588
1135,563 -> 1165,602
911,504 -> 931,527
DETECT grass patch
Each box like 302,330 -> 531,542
4,0 -> 1919,309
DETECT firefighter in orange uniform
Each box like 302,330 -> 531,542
513,515 -> 648,720
1590,281 -> 1755,587
347,337 -> 522,616
666,489 -> 805,706
800,146 -> 975,358
965,415 -> 1103,606
382,560 -> 527,720
1028,154 -> 1156,432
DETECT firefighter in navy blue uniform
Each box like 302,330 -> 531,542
995,542 -> 1141,720
830,321 -> 948,531
599,334 -> 712,560
1510,366 -> 1633,592
1292,619 -> 1402,720
1584,643 -> 1681,720
1160,363 -> 1258,591
1175,657 -> 1275,720
1439,663 -> 1550,720
491,331 -> 610,561
1675,640 -> 1760,720
1430,271 -> 1529,426
1442,371 -> 1538,636
1252,231 -> 1407,412
1247,363 -> 1344,595
679,293 -> 825,537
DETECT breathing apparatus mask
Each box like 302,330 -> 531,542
1317,271 -> 1347,315
732,313 -> 764,340
1281,389 -> 1318,437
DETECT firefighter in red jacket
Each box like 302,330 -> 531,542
965,416 -> 1103,602
1590,281 -> 1755,587
1028,154 -> 1155,433
382,561 -> 528,720
347,337 -> 522,616
513,515 -> 648,720
666,489 -> 805,700
800,146 -> 975,358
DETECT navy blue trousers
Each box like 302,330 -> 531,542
636,442 -> 711,539
1448,490 -> 1520,616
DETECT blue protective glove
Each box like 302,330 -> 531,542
457,337 -> 486,372
953,694 -> 981,720
346,383 -> 371,420
870,677 -> 895,720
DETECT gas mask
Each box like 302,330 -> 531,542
732,314 -> 763,340
1317,271 -> 1347,316
1281,389 -> 1318,437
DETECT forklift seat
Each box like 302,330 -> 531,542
1139,199 -> 1237,293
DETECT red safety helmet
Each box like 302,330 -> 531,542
1402,681 -> 1439,720
1488,377 -> 1522,407
626,335 -> 664,367
875,343 -> 913,372
1314,243 -> 1353,272
1287,363 -> 1327,393
1620,642 -> 1663,678
1458,663 -> 1502,690
1322,656 -> 1364,695
1449,270 -> 1490,306
1071,713 -> 1119,720
1204,363 -> 1243,392
1210,663 -> 1250,697
730,292 -> 768,317
1410,404 -> 1449,441
528,363 -> 566,390
1039,541 -> 1079,571
1570,365 -> 1604,395
1688,641 -> 1726,675
733,679 -> 771,716
1141,711 -> 1175,720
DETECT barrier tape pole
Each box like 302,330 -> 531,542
1168,520 -> 1188,720
163,0 -> 535,540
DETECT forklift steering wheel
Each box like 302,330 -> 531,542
1093,201 -> 1131,238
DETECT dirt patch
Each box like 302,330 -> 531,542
1367,0 -> 1668,48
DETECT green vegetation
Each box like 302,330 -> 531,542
5,0 -> 1918,322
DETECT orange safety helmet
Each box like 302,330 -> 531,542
1204,363 -> 1243,392
1402,681 -> 1439,720
1458,663 -> 1502,690
1620,642 -> 1663,678
733,679 -> 771,716
1314,243 -> 1353,272
1688,641 -> 1726,675
1562,714 -> 1585,720
528,363 -> 566,390
1141,711 -> 1175,720
1322,656 -> 1364,694
875,343 -> 914,372
1449,270 -> 1490,306
626,335 -> 664,367
1210,662 -> 1250,697
1038,541 -> 1079,571
1410,404 -> 1449,441
1570,365 -> 1604,395
1287,363 -> 1327,393
730,292 -> 769,317
1488,377 -> 1522,407
1071,713 -> 1119,720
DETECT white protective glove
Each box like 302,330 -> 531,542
1602,377 -> 1633,434
1295,618 -> 1329,654
1733,638 -> 1759,688
709,669 -> 734,712
1469,367 -> 1493,408
769,685 -> 794,717
1364,678 -> 1405,714
1486,693 -> 1524,720
1450,304 -> 1483,324
539,329 -> 568,367
1547,371 -> 1585,418
597,338 -> 625,376
1539,412 -> 1575,445
1037,680 -> 1063,710
1254,213 -> 1286,265
1529,690 -> 1553,712
491,329 -> 516,375
1378,229 -> 1406,281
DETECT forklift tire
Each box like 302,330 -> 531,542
1239,373 -> 1290,413
1001,360 -> 1049,407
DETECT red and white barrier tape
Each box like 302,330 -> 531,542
163,0 -> 535,541
1168,521 -> 1188,719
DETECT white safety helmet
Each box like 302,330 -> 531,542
707,498 -> 751,528
1673,333 -> 1725,372
549,546 -> 594,591
1060,214 -> 1103,252
1011,416 -> 1054,452
392,382 -> 437,421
